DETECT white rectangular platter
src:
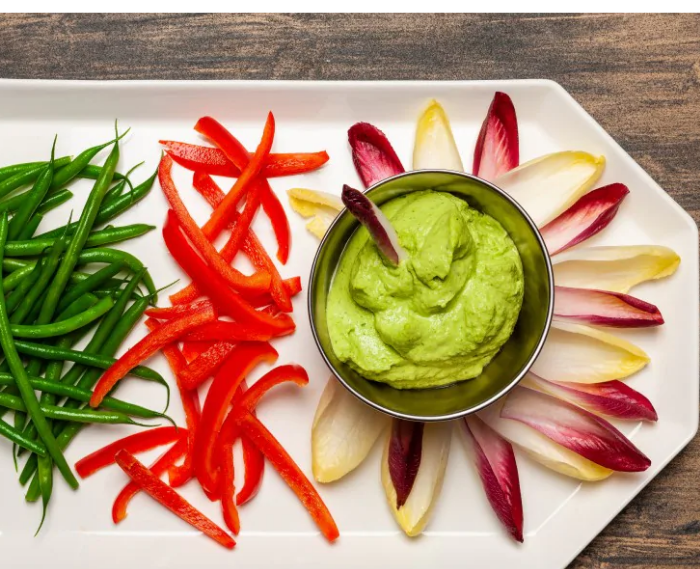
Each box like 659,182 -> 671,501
0,79 -> 697,569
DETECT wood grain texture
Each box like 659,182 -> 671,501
1,12 -> 699,568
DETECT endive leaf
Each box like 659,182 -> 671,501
381,421 -> 451,536
553,245 -> 680,294
501,386 -> 650,472
479,400 -> 613,481
312,378 -> 389,483
459,416 -> 523,542
305,215 -> 333,239
523,373 -> 658,422
554,285 -> 664,328
287,188 -> 343,240
413,100 -> 464,171
348,122 -> 405,188
540,183 -> 629,255
495,151 -> 605,227
473,92 -> 519,181
531,320 -> 649,383
341,184 -> 408,266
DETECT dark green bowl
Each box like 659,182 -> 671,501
308,170 -> 553,422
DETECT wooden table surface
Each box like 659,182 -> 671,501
1,12 -> 699,568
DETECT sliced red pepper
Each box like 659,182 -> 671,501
194,118 -> 291,265
180,341 -> 236,391
181,340 -> 215,364
237,433 -> 265,506
260,185 -> 291,265
237,413 -> 339,542
90,304 -> 216,408
247,277 -> 302,309
162,211 -> 294,335
184,320 -> 278,343
160,140 -> 329,178
145,318 -> 201,488
145,299 -> 214,320
219,425 -> 241,535
159,156 -> 270,296
199,113 -> 275,240
194,342 -> 278,497
112,437 -> 188,523
75,426 -> 182,478
114,450 -> 235,549
193,171 -> 292,312
236,364 -> 310,413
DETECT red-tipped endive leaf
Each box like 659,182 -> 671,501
541,183 -> 630,255
501,386 -> 650,472
387,420 -> 424,508
473,92 -> 519,182
381,421 -> 451,536
460,416 -> 523,542
523,373 -> 658,422
341,184 -> 407,266
554,286 -> 664,328
348,122 -> 405,189
479,400 -> 613,481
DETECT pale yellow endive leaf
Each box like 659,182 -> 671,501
552,245 -> 680,293
413,100 -> 464,171
381,422 -> 452,537
495,151 -> 605,227
532,320 -> 649,383
478,400 -> 613,482
312,378 -> 389,483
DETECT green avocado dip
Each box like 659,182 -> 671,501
327,190 -> 524,389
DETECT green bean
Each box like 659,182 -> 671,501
59,271 -> 144,389
2,257 -> 29,272
4,224 -> 154,257
0,161 -> 51,183
0,213 -> 77,488
50,132 -> 129,191
2,264 -> 34,292
0,393 -> 152,426
0,374 -> 170,422
77,248 -> 156,300
103,161 -> 142,202
10,235 -> 68,325
0,418 -> 47,455
8,139 -> 57,240
0,157 -> 71,200
37,189 -> 72,215
36,454 -> 52,534
78,164 -> 126,182
16,214 -> 43,241
10,296 -> 113,339
38,128 -> 122,324
56,262 -> 125,313
5,254 -> 45,314
38,167 -> 157,240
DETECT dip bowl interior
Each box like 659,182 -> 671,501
309,170 -> 554,422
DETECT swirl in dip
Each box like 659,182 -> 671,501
327,190 -> 524,389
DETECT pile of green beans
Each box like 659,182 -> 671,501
0,128 -> 164,531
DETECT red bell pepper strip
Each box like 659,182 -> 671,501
160,140 -> 329,178
181,340 -> 215,364
194,117 -> 291,265
184,320 -> 278,343
145,318 -> 201,488
145,299 -> 213,320
114,450 -> 236,549
194,342 -> 278,496
112,437 -> 188,524
199,113 -> 275,240
90,304 -> 216,408
75,426 -> 182,479
237,413 -> 339,542
260,185 -> 291,265
237,433 -> 265,506
235,364 -> 309,413
159,156 -> 270,296
219,427 -> 241,535
193,171 -> 292,312
180,341 -> 236,390
162,211 -> 294,335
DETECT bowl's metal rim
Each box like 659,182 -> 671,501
308,169 -> 555,422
